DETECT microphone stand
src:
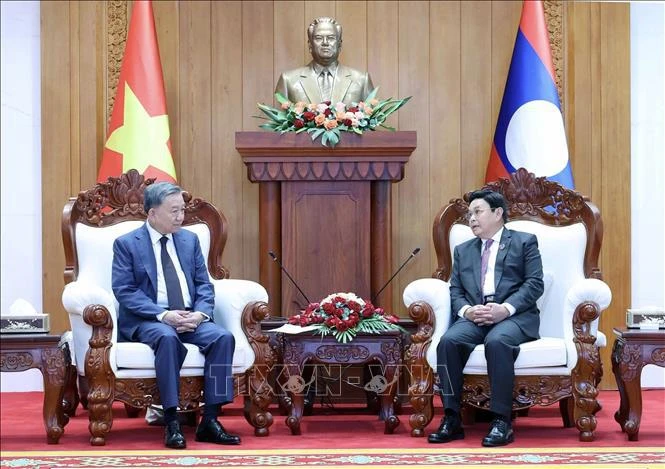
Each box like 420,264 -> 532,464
371,248 -> 421,304
268,251 -> 312,304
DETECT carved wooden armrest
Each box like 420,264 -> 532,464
240,301 -> 275,436
570,300 -> 604,441
405,301 -> 436,436
572,301 -> 603,392
82,304 -> 115,446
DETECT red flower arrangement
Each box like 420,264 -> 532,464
256,88 -> 411,147
288,292 -> 403,343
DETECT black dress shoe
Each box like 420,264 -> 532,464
482,418 -> 514,447
195,418 -> 241,445
165,421 -> 187,449
427,414 -> 465,443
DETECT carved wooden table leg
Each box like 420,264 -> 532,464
41,347 -> 68,443
284,362 -> 305,435
0,334 -> 69,444
612,328 -> 665,441
611,338 -> 630,431
380,362 -> 400,434
280,331 -> 403,436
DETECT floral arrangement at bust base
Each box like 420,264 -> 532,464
288,292 -> 404,344
256,88 -> 411,148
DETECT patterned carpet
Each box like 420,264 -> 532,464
2,447 -> 664,469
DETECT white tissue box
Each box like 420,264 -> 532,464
626,308 -> 665,329
0,314 -> 50,333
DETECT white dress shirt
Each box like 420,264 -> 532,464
145,222 -> 193,320
458,227 -> 516,319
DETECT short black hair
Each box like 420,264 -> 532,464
144,182 -> 183,212
468,189 -> 508,223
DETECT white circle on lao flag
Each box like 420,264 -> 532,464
505,100 -> 569,177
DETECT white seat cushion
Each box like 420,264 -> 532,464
463,337 -> 567,373
116,342 -> 204,369
115,341 -> 250,374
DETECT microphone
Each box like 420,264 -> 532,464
371,248 -> 421,304
268,251 -> 312,304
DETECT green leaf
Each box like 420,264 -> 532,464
308,127 -> 326,141
326,129 -> 340,147
365,87 -> 379,102
257,102 -> 280,116
275,92 -> 290,105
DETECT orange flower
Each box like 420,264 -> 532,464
369,98 -> 379,106
324,119 -> 338,130
314,114 -> 326,126
364,106 -> 374,115
280,101 -> 291,110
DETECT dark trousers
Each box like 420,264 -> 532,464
134,321 -> 235,410
436,318 -> 530,418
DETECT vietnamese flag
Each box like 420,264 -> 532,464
97,0 -> 176,183
486,0 -> 574,188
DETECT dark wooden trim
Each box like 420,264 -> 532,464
238,131 -> 416,317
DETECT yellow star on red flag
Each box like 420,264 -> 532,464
97,0 -> 177,183
105,83 -> 175,179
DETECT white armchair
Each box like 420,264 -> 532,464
403,169 -> 611,441
61,170 -> 275,445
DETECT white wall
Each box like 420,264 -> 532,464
1,0 -> 44,392
0,2 -> 663,391
630,2 -> 665,388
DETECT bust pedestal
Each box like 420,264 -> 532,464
237,131 -> 416,317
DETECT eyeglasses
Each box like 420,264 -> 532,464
464,208 -> 495,221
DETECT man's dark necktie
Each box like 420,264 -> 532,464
160,236 -> 185,310
480,238 -> 494,289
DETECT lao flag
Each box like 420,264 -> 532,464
486,0 -> 574,189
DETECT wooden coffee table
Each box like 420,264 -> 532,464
279,330 -> 403,435
611,327 -> 665,441
0,333 -> 71,443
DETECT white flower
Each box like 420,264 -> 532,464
320,292 -> 365,306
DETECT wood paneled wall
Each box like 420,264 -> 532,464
41,1 -> 630,388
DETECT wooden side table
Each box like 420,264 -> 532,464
611,327 -> 665,441
279,331 -> 403,435
0,333 -> 71,443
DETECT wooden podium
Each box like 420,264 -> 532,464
237,131 -> 416,317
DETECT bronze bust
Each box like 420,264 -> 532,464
275,17 -> 374,105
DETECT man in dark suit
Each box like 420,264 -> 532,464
275,17 -> 373,105
428,190 -> 544,447
112,182 -> 240,449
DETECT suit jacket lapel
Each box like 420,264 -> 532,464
299,66 -> 320,104
332,65 -> 353,104
494,228 -> 512,289
136,226 -> 158,297
172,231 -> 195,296
472,238 -> 483,294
